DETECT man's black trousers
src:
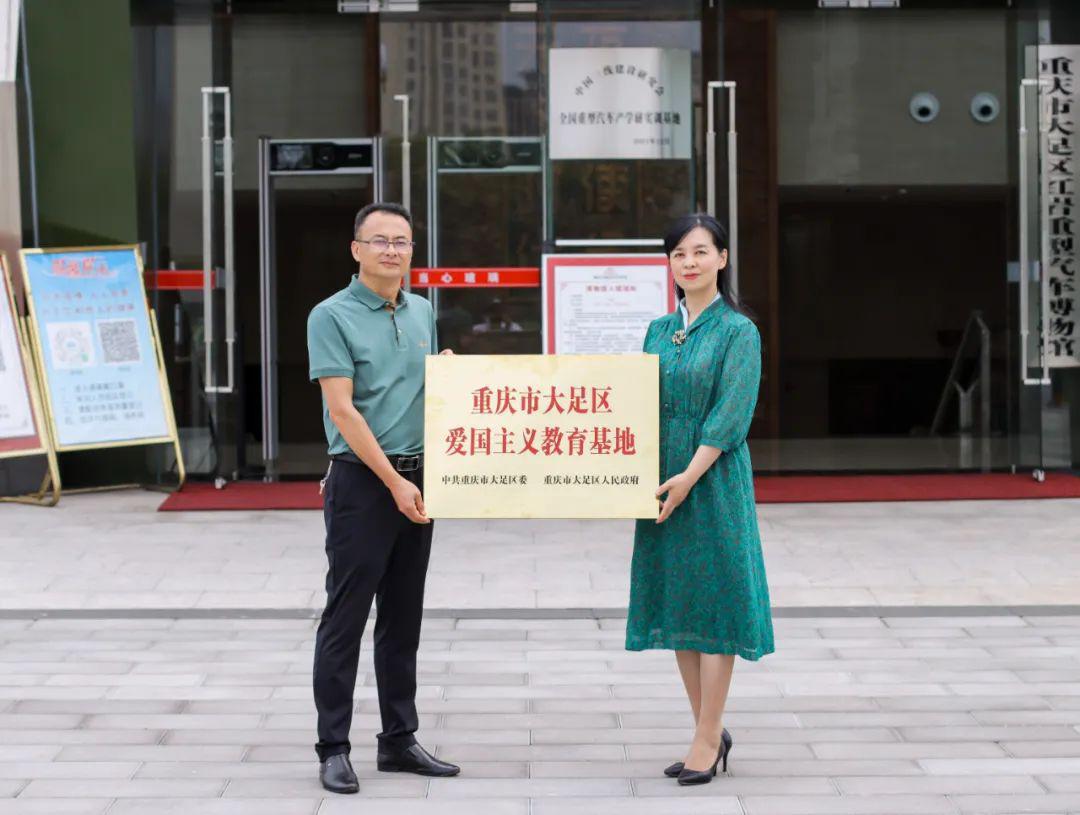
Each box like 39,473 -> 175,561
313,458 -> 433,761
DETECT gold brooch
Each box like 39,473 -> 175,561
672,329 -> 686,346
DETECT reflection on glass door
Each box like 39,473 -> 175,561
1014,44 -> 1080,476
734,4 -> 1049,473
380,12 -> 545,357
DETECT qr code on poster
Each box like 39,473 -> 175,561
47,322 -> 94,369
96,319 -> 142,365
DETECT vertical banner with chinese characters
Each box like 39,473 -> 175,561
1040,46 -> 1080,367
19,247 -> 173,449
548,48 -> 692,161
424,355 -> 659,519
543,254 -> 674,355
0,252 -> 45,457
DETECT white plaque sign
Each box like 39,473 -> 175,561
542,254 -> 675,355
548,47 -> 692,161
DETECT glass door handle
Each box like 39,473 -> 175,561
706,81 -> 738,298
1018,78 -> 1052,387
201,86 -> 236,394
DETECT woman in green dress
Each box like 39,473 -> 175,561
626,213 -> 774,786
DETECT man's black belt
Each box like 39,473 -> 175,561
330,451 -> 424,472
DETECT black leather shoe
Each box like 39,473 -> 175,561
664,728 -> 730,778
378,742 -> 460,777
677,729 -> 733,786
319,753 -> 359,794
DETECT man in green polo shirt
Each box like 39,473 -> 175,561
307,202 -> 460,795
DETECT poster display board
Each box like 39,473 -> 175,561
424,354 -> 659,519
0,251 -> 60,505
19,247 -> 174,451
542,254 -> 674,355
0,252 -> 43,456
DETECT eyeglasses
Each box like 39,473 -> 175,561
355,238 -> 415,253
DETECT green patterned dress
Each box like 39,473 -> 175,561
625,298 -> 774,660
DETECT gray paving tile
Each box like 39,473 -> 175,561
109,801 -> 320,815
84,714 -> 262,730
55,745 -> 245,762
811,742 -> 1008,760
0,762 -> 139,779
919,757 -> 1080,775
537,727 -> 898,745
11,701 -> 182,715
224,778 -> 428,798
1001,741 -> 1080,758
318,801 -> 527,815
835,775 -> 1044,794
0,803 -> 112,815
531,799 -> 740,815
625,743 -> 814,761
973,710 -> 1080,725
0,748 -> 59,762
1040,775 -> 1080,792
18,779 -> 227,797
950,794 -> 1080,813
703,759 -> 924,777
795,712 -> 976,727
439,714 -> 618,729
899,726 -> 1080,742
875,696 -> 1051,712
620,712 -> 796,728
739,795 -> 958,814
427,778 -> 630,797
428,745 -> 626,762
634,776 -> 835,795
0,730 -> 163,745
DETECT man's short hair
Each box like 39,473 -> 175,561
354,202 -> 413,237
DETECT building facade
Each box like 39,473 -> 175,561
10,0 -> 1080,478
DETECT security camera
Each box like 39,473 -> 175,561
909,92 -> 940,124
970,92 -> 1000,124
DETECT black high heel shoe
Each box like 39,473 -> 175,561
677,729 -> 733,786
663,728 -> 730,778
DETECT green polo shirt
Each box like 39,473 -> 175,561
307,275 -> 438,456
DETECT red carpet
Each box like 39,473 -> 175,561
158,472 -> 1080,511
159,481 -> 323,511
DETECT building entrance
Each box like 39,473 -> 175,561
129,0 -> 1078,479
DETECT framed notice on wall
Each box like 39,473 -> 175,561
424,354 -> 659,519
0,252 -> 46,457
19,247 -> 174,451
542,254 -> 675,355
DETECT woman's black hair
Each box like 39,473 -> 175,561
663,212 -> 751,318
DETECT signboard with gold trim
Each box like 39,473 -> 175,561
0,251 -> 60,505
18,246 -> 183,490
424,354 -> 659,519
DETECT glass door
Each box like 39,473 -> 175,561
1014,40 -> 1080,475
379,9 -> 545,357
721,1 -> 1059,473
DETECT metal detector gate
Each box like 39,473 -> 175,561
425,136 -> 546,313
257,136 -> 384,480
